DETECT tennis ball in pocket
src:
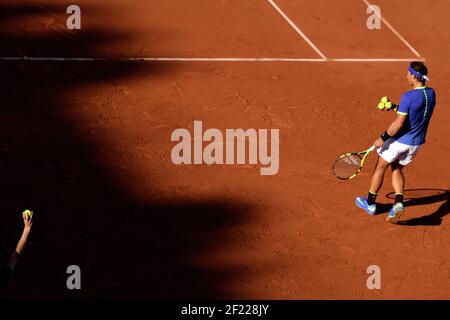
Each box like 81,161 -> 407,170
381,96 -> 389,104
377,102 -> 386,110
23,209 -> 33,219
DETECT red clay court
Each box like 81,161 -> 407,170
0,0 -> 449,299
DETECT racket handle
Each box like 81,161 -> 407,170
368,145 -> 376,152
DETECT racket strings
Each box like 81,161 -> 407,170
333,154 -> 362,179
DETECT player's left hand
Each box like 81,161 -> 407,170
373,137 -> 384,148
377,97 -> 397,111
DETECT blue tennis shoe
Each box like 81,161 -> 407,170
355,196 -> 377,215
386,202 -> 405,224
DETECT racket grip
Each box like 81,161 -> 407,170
368,145 -> 376,152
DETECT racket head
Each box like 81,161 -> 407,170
332,153 -> 363,180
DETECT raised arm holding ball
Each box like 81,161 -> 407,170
0,210 -> 34,288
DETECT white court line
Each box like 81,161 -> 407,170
332,58 -> 424,62
362,0 -> 423,59
0,57 -> 326,62
0,57 -> 423,62
266,0 -> 327,60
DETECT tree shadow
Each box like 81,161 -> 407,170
0,2 -> 256,299
376,189 -> 450,226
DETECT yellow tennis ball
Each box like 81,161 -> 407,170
23,209 -> 33,219
385,102 -> 393,109
381,96 -> 389,104
377,102 -> 385,110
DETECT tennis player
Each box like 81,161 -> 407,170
355,61 -> 436,223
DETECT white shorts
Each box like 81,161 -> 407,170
377,138 -> 420,166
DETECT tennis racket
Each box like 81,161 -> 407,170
332,145 -> 376,180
